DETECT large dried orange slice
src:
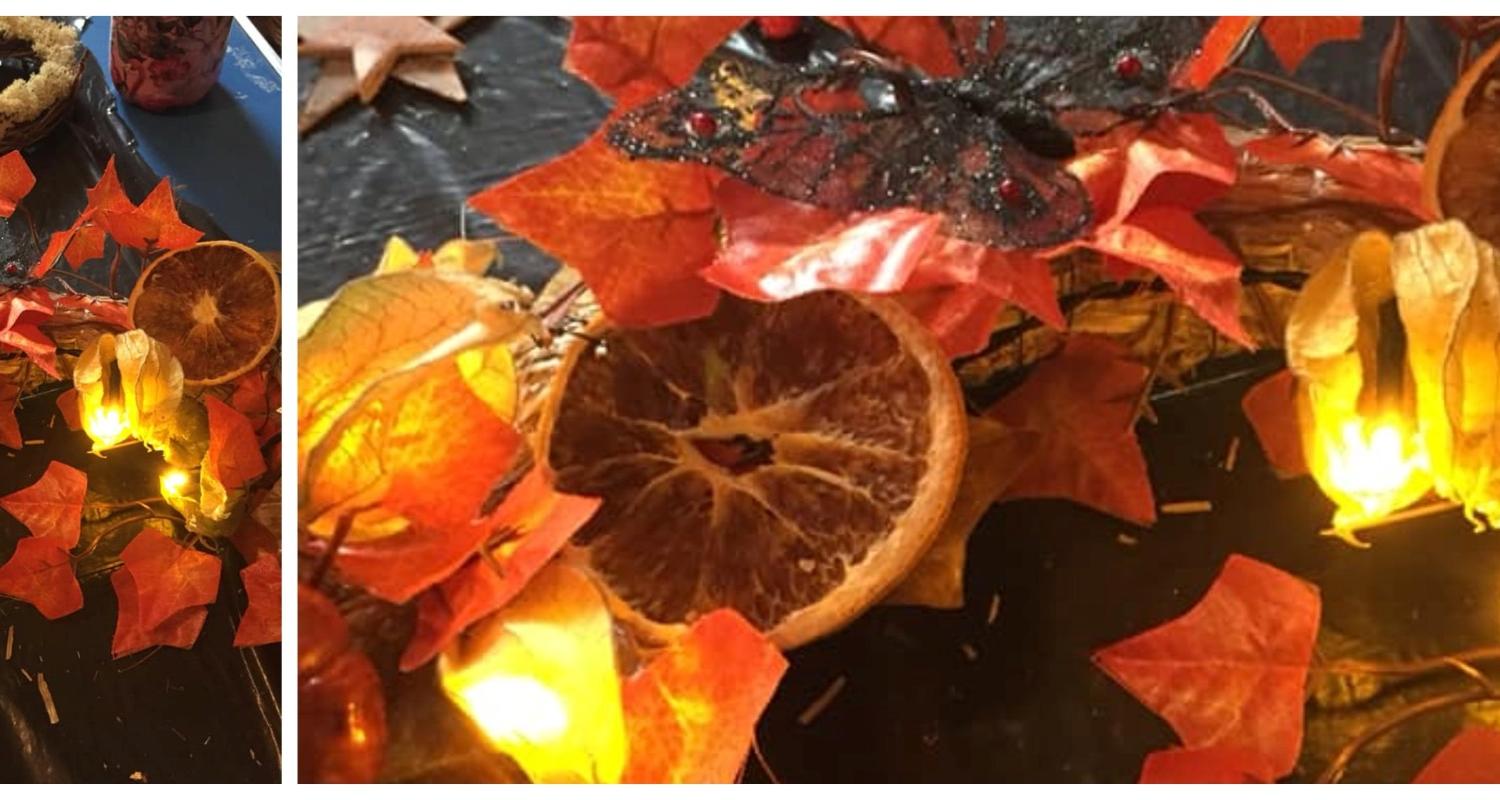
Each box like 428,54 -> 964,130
539,291 -> 966,648
1424,39 -> 1500,245
128,241 -> 280,386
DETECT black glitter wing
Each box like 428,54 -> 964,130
608,48 -> 1091,249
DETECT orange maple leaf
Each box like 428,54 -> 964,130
1261,17 -> 1363,74
565,17 -> 749,109
0,150 -> 37,218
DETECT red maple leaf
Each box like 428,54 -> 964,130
119,528 -> 222,633
825,17 -> 967,77
0,377 -> 20,450
399,468 -> 601,670
54,388 -> 81,432
986,335 -> 1156,525
0,286 -> 59,376
470,131 -> 720,327
1094,554 -> 1321,778
110,566 -> 209,659
1261,17 -> 1363,74
1241,369 -> 1308,478
622,609 -> 787,783
1178,17 -> 1260,89
1413,726 -> 1500,783
0,150 -> 37,218
564,16 -> 749,109
0,537 -> 83,620
204,396 -> 267,491
1244,132 -> 1429,221
1139,745 -> 1275,783
233,555 -> 281,647
0,460 -> 88,547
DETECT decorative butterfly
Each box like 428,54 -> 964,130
608,16 -> 1210,249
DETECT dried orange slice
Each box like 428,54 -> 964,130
128,241 -> 280,386
539,292 -> 966,648
1424,39 -> 1500,245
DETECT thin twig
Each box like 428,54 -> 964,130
307,511 -> 358,590
1315,646 -> 1500,678
1376,18 -> 1408,144
1317,684 -> 1494,783
1226,66 -> 1387,135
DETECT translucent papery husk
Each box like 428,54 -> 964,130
1391,220 -> 1500,527
74,328 -> 184,451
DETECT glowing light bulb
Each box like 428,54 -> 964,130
84,405 -> 130,447
1325,419 -> 1426,516
443,672 -> 570,750
160,469 -> 191,498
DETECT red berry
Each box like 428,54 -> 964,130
2,262 -> 22,277
1114,52 -> 1143,80
757,16 -> 802,40
998,177 -> 1026,206
686,110 -> 718,139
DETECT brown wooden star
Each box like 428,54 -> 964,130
299,16 -> 462,102
298,18 -> 470,134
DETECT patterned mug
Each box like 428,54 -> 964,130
110,16 -> 231,111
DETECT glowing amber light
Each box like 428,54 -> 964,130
443,671 -> 570,750
84,405 -> 130,447
1315,416 -> 1431,530
160,469 -> 191,498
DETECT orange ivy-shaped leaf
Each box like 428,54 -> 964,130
54,388 -> 81,432
52,294 -> 131,329
987,335 -> 1156,525
1261,17 -> 1363,74
470,132 -> 720,327
400,467 -> 601,671
0,150 -> 37,218
1178,17 -> 1259,89
1241,369 -> 1308,478
1094,555 -> 1320,779
0,377 -> 19,450
564,17 -> 749,109
1139,745 -> 1274,783
204,396 -> 268,491
0,460 -> 88,547
0,537 -> 84,620
233,555 -> 281,647
622,609 -> 787,783
111,567 -> 209,659
0,286 -> 58,375
119,528 -> 222,634
1245,132 -> 1428,221
1413,726 -> 1500,783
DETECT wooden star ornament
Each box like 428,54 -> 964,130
299,16 -> 462,102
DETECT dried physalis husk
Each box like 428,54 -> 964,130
1287,230 -> 1430,537
74,329 -> 184,452
1391,220 -> 1500,527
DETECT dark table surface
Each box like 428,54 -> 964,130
297,17 -> 1500,783
2,50 -> 281,783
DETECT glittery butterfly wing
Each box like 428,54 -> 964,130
987,16 -> 1212,114
608,49 -> 1090,249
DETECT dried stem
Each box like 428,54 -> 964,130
1317,684 -> 1494,783
1226,66 -> 1388,136
1315,646 -> 1500,678
1376,18 -> 1408,144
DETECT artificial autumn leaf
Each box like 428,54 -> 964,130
203,396 -> 267,492
886,417 -> 1040,608
310,358 -> 523,603
233,555 -> 281,647
229,368 -> 281,445
119,528 -> 222,633
1179,16 -> 1259,89
400,467 -> 601,671
622,608 -> 787,783
1413,726 -> 1500,783
1241,369 -> 1309,478
826,17 -> 966,77
0,286 -> 58,376
1245,133 -> 1428,222
0,150 -> 37,217
87,165 -> 203,253
374,235 -> 496,276
0,461 -> 88,548
564,16 -> 748,109
1138,745 -> 1274,783
31,228 -> 69,278
63,224 -> 106,269
133,179 -> 205,250
986,335 -> 1156,525
439,561 -> 627,783
52,293 -> 131,329
1260,17 -> 1363,74
0,537 -> 83,620
897,282 -> 1010,358
110,566 -> 208,659
0,377 -> 19,449
1094,554 -> 1321,778
470,131 -> 720,327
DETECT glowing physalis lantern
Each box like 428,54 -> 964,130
438,562 -> 626,783
1288,230 -> 1433,535
74,330 -> 185,452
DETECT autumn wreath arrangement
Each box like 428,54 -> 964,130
0,16 -> 82,151
1,150 -> 281,661
299,16 -> 1500,783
